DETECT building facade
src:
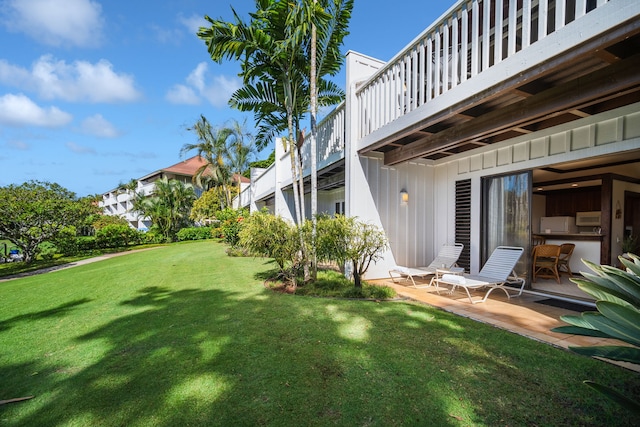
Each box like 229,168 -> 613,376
100,156 -> 250,229
240,0 -> 640,299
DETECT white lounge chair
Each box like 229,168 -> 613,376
389,243 -> 464,288
435,246 -> 525,304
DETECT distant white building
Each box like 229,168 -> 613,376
100,156 -> 249,229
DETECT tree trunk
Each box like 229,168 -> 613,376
310,3 -> 318,281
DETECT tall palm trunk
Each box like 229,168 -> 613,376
310,0 -> 318,280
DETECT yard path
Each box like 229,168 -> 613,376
0,247 -> 161,282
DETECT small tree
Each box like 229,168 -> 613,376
239,210 -> 301,283
0,181 -> 96,263
315,215 -> 388,288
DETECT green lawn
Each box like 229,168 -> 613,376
1,240 -> 638,426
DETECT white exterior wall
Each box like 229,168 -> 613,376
355,102 -> 640,279
345,51 -> 397,278
429,103 -> 640,276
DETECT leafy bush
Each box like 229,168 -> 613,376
216,208 -> 248,247
92,214 -> 130,231
239,210 -> 301,281
176,227 -> 213,241
38,241 -> 57,261
52,226 -> 81,256
315,215 -> 388,288
95,224 -> 141,248
140,228 -> 167,244
552,253 -> 640,413
76,236 -> 98,253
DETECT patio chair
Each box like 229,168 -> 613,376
557,243 -> 575,277
389,243 -> 464,288
434,246 -> 525,304
532,244 -> 561,283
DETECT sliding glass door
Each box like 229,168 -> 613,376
481,171 -> 531,282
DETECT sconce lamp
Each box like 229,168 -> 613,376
615,200 -> 622,219
400,189 -> 409,204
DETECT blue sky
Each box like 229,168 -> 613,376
0,0 -> 451,196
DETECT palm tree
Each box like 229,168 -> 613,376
182,115 -> 234,206
198,0 -> 352,278
182,116 -> 256,208
132,177 -> 196,240
226,118 -> 257,187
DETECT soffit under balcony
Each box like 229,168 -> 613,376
368,23 -> 640,167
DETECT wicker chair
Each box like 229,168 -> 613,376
558,243 -> 576,277
532,244 -> 561,284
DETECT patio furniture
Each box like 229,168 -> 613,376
434,246 -> 525,304
532,235 -> 546,247
389,243 -> 464,288
557,243 -> 575,277
532,244 -> 561,283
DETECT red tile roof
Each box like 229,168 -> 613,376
163,156 -> 250,183
162,156 -> 208,176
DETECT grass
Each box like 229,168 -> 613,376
0,242 -> 161,278
0,240 -> 638,426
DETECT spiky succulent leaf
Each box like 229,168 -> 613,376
568,345 -> 640,364
599,266 -> 640,302
583,381 -> 640,414
551,325 -> 613,338
558,313 -> 600,329
574,280 -> 637,309
580,312 -> 640,347
620,255 -> 640,277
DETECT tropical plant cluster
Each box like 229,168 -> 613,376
553,253 -> 640,413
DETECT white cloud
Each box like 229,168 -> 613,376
0,93 -> 72,127
66,141 -> 96,154
7,139 -> 29,150
1,0 -> 104,47
186,63 -> 207,92
201,75 -> 241,107
149,23 -> 182,45
178,13 -> 207,36
166,62 -> 240,107
80,114 -> 120,138
0,55 -> 141,103
166,84 -> 200,105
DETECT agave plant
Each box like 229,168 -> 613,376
552,253 -> 640,413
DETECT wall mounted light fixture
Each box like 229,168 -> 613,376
400,189 -> 409,204
615,200 -> 622,219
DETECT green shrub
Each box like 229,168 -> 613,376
140,228 -> 167,244
38,241 -> 57,260
238,210 -> 301,281
95,224 -> 141,248
315,215 -> 388,288
176,227 -> 213,241
216,208 -> 248,247
52,226 -> 81,256
92,214 -> 130,230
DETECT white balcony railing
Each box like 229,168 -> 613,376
357,0 -> 608,139
300,102 -> 346,172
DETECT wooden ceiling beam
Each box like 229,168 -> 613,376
384,55 -> 640,166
